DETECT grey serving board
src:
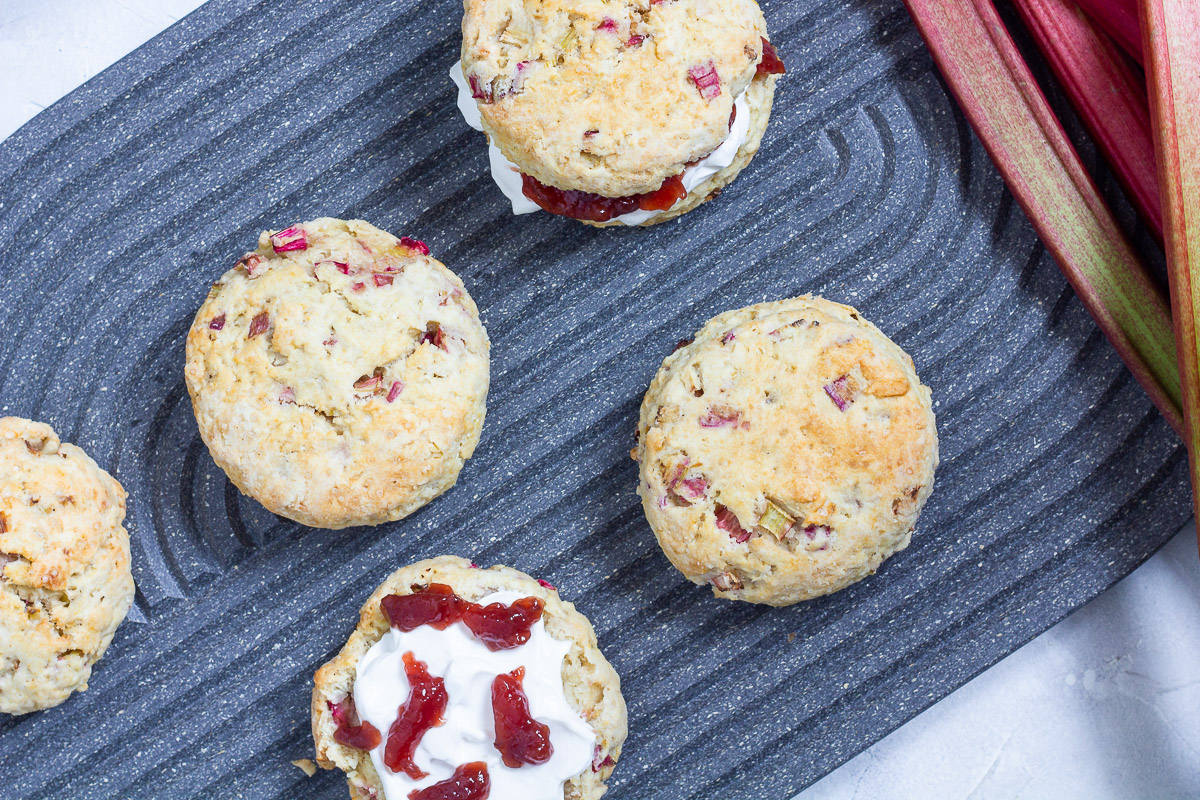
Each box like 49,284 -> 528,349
0,0 -> 1189,798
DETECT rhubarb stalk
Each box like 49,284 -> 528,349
902,0 -> 1182,434
1012,0 -> 1162,242
1076,0 -> 1143,64
1141,0 -> 1200,531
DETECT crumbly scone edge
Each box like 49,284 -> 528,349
0,417 -> 134,714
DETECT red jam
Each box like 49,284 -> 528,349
407,762 -> 490,800
379,586 -> 546,651
382,583 -> 472,631
492,667 -> 553,767
462,596 -> 545,651
520,173 -> 687,222
329,698 -> 382,751
384,652 -> 449,779
757,37 -> 785,75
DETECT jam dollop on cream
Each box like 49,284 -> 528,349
492,668 -> 553,767
384,653 -> 449,779
382,583 -> 472,632
462,595 -> 545,651
350,586 -> 595,800
409,761 -> 491,800
450,62 -> 753,225
382,583 -> 545,650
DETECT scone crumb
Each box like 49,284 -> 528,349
0,416 -> 133,713
291,759 -> 318,777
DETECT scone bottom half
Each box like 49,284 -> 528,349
0,417 -> 135,715
458,0 -> 785,225
312,556 -> 627,800
634,296 -> 940,606
184,218 -> 491,530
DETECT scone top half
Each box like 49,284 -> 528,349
462,0 -> 774,197
0,417 -> 134,714
635,297 -> 939,606
313,556 -> 628,800
184,218 -> 490,530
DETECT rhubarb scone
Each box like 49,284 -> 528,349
313,555 -> 627,800
185,218 -> 490,530
0,417 -> 134,714
452,0 -> 785,226
634,296 -> 939,606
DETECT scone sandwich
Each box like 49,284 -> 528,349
452,0 -> 785,226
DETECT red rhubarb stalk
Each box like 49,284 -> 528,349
902,0 -> 1183,434
1011,0 -> 1162,242
1141,0 -> 1200,535
1076,0 -> 1143,64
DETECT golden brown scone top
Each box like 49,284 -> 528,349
0,417 -> 134,714
636,297 -> 939,606
462,0 -> 770,196
184,218 -> 490,529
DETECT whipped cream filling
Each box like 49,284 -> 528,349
451,61 -> 751,225
353,590 -> 595,799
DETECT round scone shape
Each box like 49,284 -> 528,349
635,297 -> 939,606
312,556 -> 627,800
0,417 -> 134,714
185,219 -> 490,529
456,0 -> 785,224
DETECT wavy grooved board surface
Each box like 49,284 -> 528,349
0,0 -> 1188,798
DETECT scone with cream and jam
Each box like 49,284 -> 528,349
452,0 -> 785,226
185,218 -> 490,529
0,417 -> 134,714
312,556 -> 627,800
634,296 -> 939,606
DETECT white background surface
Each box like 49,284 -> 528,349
2,1 -> 1199,797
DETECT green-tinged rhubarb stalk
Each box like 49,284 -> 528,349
1012,0 -> 1162,243
1076,0 -> 1143,64
902,0 -> 1182,433
1141,0 -> 1200,533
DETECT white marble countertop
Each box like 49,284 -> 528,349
3,1 -> 1198,796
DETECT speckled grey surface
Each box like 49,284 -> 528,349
0,0 -> 1190,798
